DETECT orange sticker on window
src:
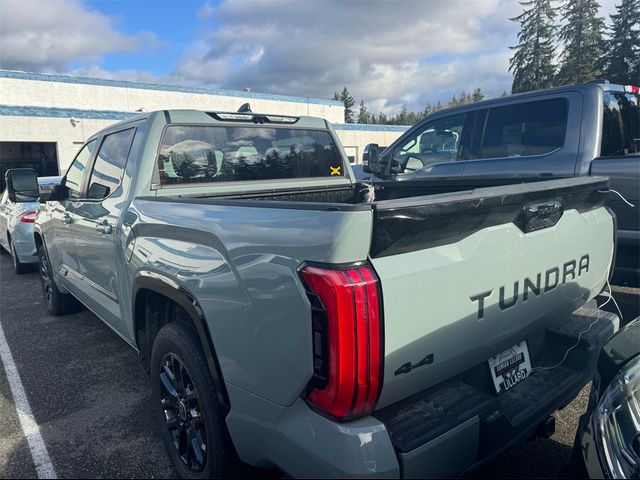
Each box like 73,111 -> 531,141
330,166 -> 341,176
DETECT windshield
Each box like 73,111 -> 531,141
157,125 -> 345,186
601,91 -> 640,157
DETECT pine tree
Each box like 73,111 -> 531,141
605,0 -> 640,84
472,88 -> 485,102
336,87 -> 356,123
501,90 -> 510,96
357,99 -> 370,124
557,0 -> 606,85
509,0 -> 558,93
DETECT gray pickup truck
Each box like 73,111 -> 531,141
9,109 -> 620,478
359,83 -> 639,287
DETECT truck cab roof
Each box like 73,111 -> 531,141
93,109 -> 329,139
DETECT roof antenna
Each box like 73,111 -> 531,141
237,102 -> 252,113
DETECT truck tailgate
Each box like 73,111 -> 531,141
370,177 -> 614,408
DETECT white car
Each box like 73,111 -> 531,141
0,170 -> 61,273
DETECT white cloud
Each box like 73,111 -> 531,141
0,0 -> 622,114
169,0 -> 527,112
0,0 -> 158,71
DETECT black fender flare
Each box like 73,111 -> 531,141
132,270 -> 229,410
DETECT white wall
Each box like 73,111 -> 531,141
334,128 -> 407,163
0,76 -> 345,124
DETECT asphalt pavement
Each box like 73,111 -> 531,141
0,253 -> 638,479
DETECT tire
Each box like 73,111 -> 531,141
37,243 -> 82,315
10,241 -> 30,274
151,321 -> 238,478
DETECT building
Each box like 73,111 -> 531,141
0,70 -> 409,187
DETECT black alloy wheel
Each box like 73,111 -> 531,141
159,352 -> 208,473
38,246 -> 53,305
37,243 -> 81,315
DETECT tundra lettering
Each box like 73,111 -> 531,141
470,254 -> 590,320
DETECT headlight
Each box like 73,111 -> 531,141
594,356 -> 640,479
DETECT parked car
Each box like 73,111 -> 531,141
0,171 -> 61,273
362,83 -> 640,287
9,109 -> 619,478
575,316 -> 640,479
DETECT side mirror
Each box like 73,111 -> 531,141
365,144 -> 384,175
5,168 -> 39,203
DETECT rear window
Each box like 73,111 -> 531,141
601,91 -> 640,157
478,98 -> 569,159
157,125 -> 345,186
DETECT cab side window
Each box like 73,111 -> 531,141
65,140 -> 97,199
87,128 -> 136,200
601,91 -> 640,157
477,99 -> 568,159
392,114 -> 468,173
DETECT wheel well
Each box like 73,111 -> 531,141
133,283 -> 229,410
134,289 -> 197,375
34,233 -> 42,249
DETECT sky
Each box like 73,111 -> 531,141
0,0 -> 622,116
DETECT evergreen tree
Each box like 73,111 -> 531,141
501,89 -> 510,96
509,0 -> 558,93
472,88 -> 485,102
605,0 -> 640,83
557,0 -> 606,85
357,99 -> 370,123
336,87 -> 356,123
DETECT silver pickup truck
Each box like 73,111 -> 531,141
8,109 -> 619,478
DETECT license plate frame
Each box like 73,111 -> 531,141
488,341 -> 532,394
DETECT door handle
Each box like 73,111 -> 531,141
63,213 -> 73,225
95,220 -> 112,235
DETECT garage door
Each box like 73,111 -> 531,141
0,142 -> 59,190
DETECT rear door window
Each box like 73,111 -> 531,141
157,125 -> 345,186
601,91 -> 640,157
87,128 -> 136,199
478,99 -> 569,159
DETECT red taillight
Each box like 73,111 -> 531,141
301,264 -> 382,420
18,210 -> 37,223
624,85 -> 639,94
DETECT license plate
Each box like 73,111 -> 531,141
488,341 -> 532,394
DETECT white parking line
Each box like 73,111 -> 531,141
0,319 -> 57,479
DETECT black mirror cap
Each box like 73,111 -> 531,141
5,168 -> 39,202
366,144 -> 382,174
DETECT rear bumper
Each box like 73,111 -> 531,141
373,307 -> 618,478
227,307 -> 618,478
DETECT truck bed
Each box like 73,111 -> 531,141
134,176 -> 614,408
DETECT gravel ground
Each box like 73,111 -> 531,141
0,253 -> 637,478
